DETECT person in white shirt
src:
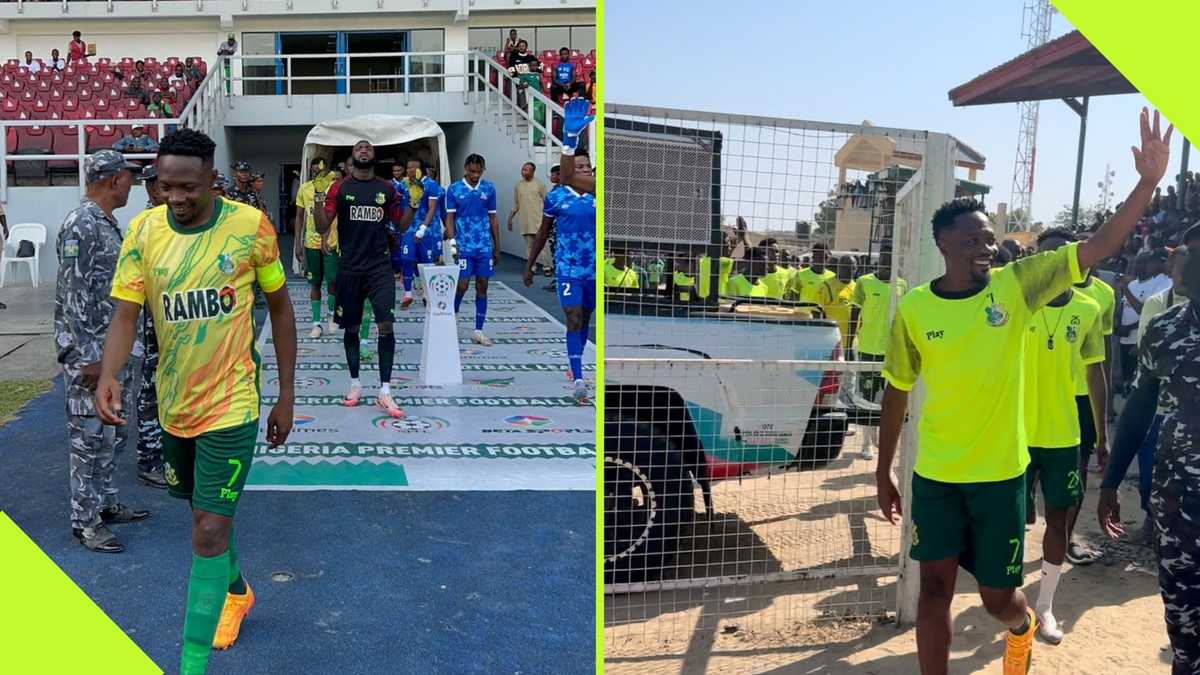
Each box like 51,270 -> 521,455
167,64 -> 187,88
23,51 -> 41,74
1116,249 -> 1172,393
47,49 -> 66,72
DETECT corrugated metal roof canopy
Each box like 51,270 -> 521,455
949,30 -> 1136,107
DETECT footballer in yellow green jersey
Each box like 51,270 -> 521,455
1020,228 -> 1111,642
294,157 -> 340,336
94,130 -> 298,675
872,107 -> 1171,675
820,255 -> 858,350
850,245 -> 908,358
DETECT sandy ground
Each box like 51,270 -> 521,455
604,428 -> 1170,674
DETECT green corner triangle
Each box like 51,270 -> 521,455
0,512 -> 161,673
1053,0 -> 1199,141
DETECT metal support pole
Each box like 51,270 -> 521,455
1178,139 -> 1191,211
1063,96 -> 1089,228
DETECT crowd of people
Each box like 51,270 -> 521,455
47,97 -> 596,675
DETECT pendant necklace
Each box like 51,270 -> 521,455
1041,306 -> 1066,351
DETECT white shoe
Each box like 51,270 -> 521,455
573,379 -> 590,404
309,323 -> 323,339
328,317 -> 338,333
1037,610 -> 1063,645
473,331 -> 493,347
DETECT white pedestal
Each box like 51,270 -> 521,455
419,264 -> 463,386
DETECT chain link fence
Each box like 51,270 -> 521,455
602,104 -> 977,672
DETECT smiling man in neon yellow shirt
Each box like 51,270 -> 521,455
873,109 -> 1172,675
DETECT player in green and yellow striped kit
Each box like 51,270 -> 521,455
95,129 -> 297,675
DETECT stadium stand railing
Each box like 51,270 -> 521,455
0,48 -> 582,199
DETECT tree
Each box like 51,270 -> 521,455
813,196 -> 838,239
1052,203 -> 1101,231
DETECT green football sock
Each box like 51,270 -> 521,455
180,551 -> 230,675
227,530 -> 245,594
310,300 -> 322,324
360,302 -> 372,340
327,293 -> 336,313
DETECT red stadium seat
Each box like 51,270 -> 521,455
50,127 -> 80,175
20,89 -> 34,103
541,50 -> 555,61
64,67 -> 75,78
120,57 -> 134,67
3,99 -> 18,115
32,98 -> 48,114
63,80 -> 77,93
90,80 -> 104,92
36,80 -> 50,93
101,72 -> 114,84
92,98 -> 109,113
62,98 -> 78,113
17,67 -> 29,78
6,127 -> 15,150
86,124 -> 118,151
77,88 -> 93,101
51,72 -> 63,85
97,57 -> 112,67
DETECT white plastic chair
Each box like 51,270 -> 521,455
0,222 -> 47,288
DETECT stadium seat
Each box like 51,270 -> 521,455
63,80 -> 77,93
92,98 -> 109,113
32,99 -> 48,115
90,80 -> 105,92
77,88 -> 93,102
86,124 -> 118,151
97,57 -> 112,67
20,90 -> 34,103
3,99 -> 18,116
36,80 -> 50,93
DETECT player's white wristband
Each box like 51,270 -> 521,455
561,145 -> 576,157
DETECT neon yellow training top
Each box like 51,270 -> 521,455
111,199 -> 286,438
851,273 -> 909,356
820,277 -> 856,351
793,267 -> 835,304
1071,275 -> 1115,397
1023,290 -> 1105,448
882,242 -> 1085,483
295,172 -> 339,251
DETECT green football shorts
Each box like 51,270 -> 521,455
910,472 -> 1027,589
162,420 -> 258,517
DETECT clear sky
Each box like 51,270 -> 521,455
604,0 -> 1188,230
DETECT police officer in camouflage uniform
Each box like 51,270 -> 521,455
1099,223 -> 1200,674
134,164 -> 167,488
226,160 -> 262,210
54,149 -> 150,553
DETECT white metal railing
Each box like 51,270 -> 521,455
0,117 -> 175,201
0,49 -> 585,197
218,49 -> 573,176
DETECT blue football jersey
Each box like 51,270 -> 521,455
554,62 -> 575,86
446,178 -> 498,254
414,176 -> 444,230
544,186 -> 595,280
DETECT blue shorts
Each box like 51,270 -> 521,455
399,231 -> 418,262
458,252 -> 495,279
416,236 -> 441,265
557,277 -> 596,310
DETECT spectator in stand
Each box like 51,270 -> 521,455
48,49 -> 66,72
584,70 -> 596,103
112,124 -> 158,153
147,92 -> 173,118
23,51 -> 41,75
1116,249 -> 1172,395
218,33 -> 238,58
218,33 -> 238,95
133,60 -> 147,79
68,31 -> 86,63
168,64 -> 186,88
503,29 -> 521,65
184,57 -> 202,83
550,47 -> 576,103
125,76 -> 150,106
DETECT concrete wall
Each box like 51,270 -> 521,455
222,92 -> 478,127
455,116 -> 543,259
1,185 -> 154,286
